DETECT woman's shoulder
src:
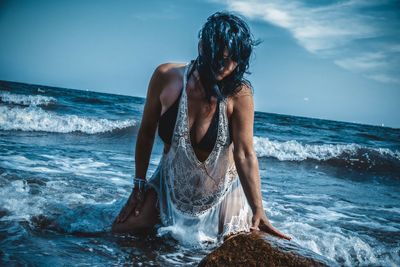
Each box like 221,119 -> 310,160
232,81 -> 254,97
145,63 -> 187,102
226,82 -> 254,119
154,63 -> 187,107
228,82 -> 254,106
154,62 -> 187,81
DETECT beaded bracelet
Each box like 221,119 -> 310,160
133,177 -> 147,191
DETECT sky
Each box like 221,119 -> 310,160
0,0 -> 399,128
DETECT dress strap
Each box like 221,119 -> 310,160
171,63 -> 190,144
181,63 -> 189,100
218,97 -> 230,146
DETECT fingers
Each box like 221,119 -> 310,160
117,202 -> 135,223
117,204 -> 128,223
115,189 -> 146,223
250,217 -> 260,231
120,206 -> 134,222
115,206 -> 126,223
134,201 -> 143,216
271,227 -> 291,240
116,194 -> 136,223
251,213 -> 292,241
115,192 -> 133,223
281,233 -> 292,240
134,190 -> 146,216
259,223 -> 292,241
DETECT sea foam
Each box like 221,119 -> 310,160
0,92 -> 56,106
0,106 -> 136,134
253,136 -> 400,162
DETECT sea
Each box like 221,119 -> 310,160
0,80 -> 399,266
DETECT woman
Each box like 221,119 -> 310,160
112,12 -> 291,243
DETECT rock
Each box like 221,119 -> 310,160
198,231 -> 329,267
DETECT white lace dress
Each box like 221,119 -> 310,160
147,62 -> 253,246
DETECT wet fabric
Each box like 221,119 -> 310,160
158,88 -> 220,152
158,88 -> 233,152
147,62 -> 253,246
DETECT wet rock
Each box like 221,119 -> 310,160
0,209 -> 9,218
30,214 -> 59,231
198,232 -> 329,267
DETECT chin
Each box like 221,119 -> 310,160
215,75 -> 224,81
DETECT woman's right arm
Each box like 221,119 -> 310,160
134,65 -> 166,180
115,64 -> 166,222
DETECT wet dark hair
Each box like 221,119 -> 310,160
189,11 -> 260,102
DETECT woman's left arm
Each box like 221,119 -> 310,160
231,85 -> 291,240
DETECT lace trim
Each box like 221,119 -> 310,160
163,62 -> 236,216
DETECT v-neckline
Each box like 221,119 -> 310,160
183,63 -> 221,166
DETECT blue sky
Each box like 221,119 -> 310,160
0,0 -> 399,128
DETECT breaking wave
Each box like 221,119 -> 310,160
0,106 -> 136,134
0,92 -> 56,106
254,136 -> 400,172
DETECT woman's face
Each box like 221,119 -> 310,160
214,49 -> 238,81
198,42 -> 238,81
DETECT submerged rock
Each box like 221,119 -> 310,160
198,232 -> 329,267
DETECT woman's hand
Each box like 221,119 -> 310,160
115,187 -> 146,223
250,208 -> 292,240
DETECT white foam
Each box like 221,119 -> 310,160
264,195 -> 400,266
0,92 -> 56,106
0,155 -> 58,174
0,153 -> 131,185
160,249 -> 204,266
157,223 -> 218,249
0,179 -> 46,221
0,106 -> 136,134
0,167 -> 121,234
285,222 -> 386,266
253,136 -> 400,162
63,193 -> 96,205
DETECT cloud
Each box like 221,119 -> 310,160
367,74 -> 400,84
217,0 -> 400,85
334,52 -> 387,71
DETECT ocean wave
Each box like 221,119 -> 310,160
72,96 -> 110,105
0,106 -> 136,134
254,136 -> 400,172
0,92 -> 56,106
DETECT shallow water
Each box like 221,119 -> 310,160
0,80 -> 399,266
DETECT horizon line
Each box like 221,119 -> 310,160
0,78 -> 397,130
